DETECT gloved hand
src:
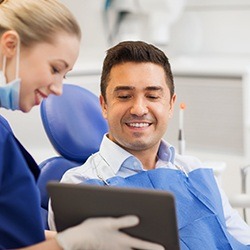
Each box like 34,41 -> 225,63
56,215 -> 165,250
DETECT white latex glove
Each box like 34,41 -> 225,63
56,215 -> 165,250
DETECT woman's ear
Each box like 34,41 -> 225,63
0,30 -> 20,58
100,95 -> 108,119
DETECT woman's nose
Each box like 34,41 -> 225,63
49,81 -> 63,96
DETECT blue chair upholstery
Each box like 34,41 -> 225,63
37,83 -> 108,229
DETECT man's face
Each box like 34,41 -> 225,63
100,62 -> 176,155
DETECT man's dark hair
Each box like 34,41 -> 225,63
100,41 -> 174,101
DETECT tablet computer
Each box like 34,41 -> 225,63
47,182 -> 180,250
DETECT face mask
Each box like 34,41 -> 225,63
0,41 -> 21,110
0,74 -> 21,110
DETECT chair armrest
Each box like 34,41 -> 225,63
229,194 -> 250,208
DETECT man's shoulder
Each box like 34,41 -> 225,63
61,152 -> 101,184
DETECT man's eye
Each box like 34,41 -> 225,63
117,95 -> 131,99
147,95 -> 159,99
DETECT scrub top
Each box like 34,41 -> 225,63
0,115 -> 45,249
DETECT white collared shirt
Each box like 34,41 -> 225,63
61,135 -> 200,183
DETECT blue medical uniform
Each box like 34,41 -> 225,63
86,168 -> 250,250
0,115 -> 45,249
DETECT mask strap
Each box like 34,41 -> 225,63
2,55 -> 6,76
0,55 -> 7,85
15,40 -> 20,79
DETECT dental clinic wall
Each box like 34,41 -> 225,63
2,0 -> 250,198
61,0 -> 250,56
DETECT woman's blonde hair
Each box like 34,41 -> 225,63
0,0 -> 81,46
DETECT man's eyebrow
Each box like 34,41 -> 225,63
113,85 -> 164,92
114,86 -> 135,92
145,86 -> 164,91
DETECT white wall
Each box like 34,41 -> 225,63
168,0 -> 250,57
60,0 -> 108,61
59,0 -> 250,58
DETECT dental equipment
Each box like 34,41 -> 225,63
178,103 -> 186,155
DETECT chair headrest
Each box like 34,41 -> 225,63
40,84 -> 108,163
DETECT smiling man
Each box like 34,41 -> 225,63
48,41 -> 250,249
100,61 -> 175,170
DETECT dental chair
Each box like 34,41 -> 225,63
241,165 -> 250,222
37,83 -> 108,229
229,165 -> 250,223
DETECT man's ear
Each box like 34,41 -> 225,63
0,30 -> 20,58
171,93 -> 177,108
169,93 -> 176,118
99,95 -> 108,119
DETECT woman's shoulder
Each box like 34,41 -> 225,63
0,115 -> 12,134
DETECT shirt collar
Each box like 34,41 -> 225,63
157,139 -> 175,164
99,134 -> 176,174
99,134 -> 137,174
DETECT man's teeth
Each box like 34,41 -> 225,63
129,123 -> 149,128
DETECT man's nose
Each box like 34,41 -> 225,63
130,98 -> 148,116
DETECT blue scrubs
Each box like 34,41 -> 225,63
0,115 -> 45,249
86,168 -> 250,249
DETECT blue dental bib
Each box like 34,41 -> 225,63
85,168 -> 249,250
